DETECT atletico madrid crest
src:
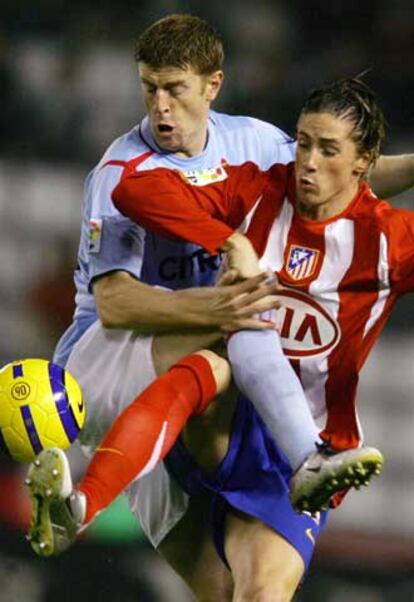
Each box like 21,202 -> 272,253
286,245 -> 320,281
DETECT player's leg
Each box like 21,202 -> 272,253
155,390 -> 240,600
158,416 -> 304,602
158,495 -> 233,602
164,392 -> 327,602
77,348 -> 230,525
224,510 -> 304,602
26,326 -> 230,556
73,331 -> 230,529
227,329 -> 321,470
155,327 -> 383,515
228,329 -> 384,513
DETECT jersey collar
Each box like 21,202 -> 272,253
136,113 -> 216,167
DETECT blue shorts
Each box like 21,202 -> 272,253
165,395 -> 328,571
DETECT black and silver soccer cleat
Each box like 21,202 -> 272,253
290,444 -> 384,514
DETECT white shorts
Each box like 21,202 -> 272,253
66,320 -> 189,548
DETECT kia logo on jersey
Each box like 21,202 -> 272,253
275,289 -> 340,358
286,245 -> 320,281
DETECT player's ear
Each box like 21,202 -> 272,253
205,70 -> 224,102
353,150 -> 373,178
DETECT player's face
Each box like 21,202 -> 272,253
138,63 -> 223,158
295,112 -> 370,220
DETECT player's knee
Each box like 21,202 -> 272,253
195,350 -> 231,394
233,561 -> 298,602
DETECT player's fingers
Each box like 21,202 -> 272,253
236,297 -> 280,319
235,286 -> 280,308
216,269 -> 240,286
221,317 -> 275,332
228,272 -> 268,295
249,296 -> 281,314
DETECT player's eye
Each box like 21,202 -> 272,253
168,84 -> 186,96
297,139 -> 311,150
322,147 -> 339,157
144,84 -> 157,95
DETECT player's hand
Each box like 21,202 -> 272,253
216,268 -> 241,286
205,272 -> 281,332
221,232 -> 262,279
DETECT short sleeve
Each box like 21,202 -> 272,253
88,215 -> 146,286
81,163 -> 146,289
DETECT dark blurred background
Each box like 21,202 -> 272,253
1,1 -> 414,600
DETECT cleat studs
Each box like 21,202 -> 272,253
374,467 -> 382,475
45,488 -> 53,497
39,542 -> 46,549
344,478 -> 350,485
330,478 -> 339,486
25,478 -> 32,486
25,533 -> 32,541
34,459 -> 41,467
52,469 -> 59,478
347,467 -> 354,475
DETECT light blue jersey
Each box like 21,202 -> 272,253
54,111 -> 294,366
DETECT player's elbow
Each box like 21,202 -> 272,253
95,295 -> 123,329
92,273 -> 128,329
96,303 -> 120,329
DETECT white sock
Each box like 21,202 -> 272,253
227,329 -> 321,470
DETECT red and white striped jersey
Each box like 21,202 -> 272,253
113,161 -> 414,450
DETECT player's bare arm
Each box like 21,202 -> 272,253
369,154 -> 414,198
93,270 -> 280,334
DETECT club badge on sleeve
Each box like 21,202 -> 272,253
178,166 -> 228,187
89,218 -> 103,253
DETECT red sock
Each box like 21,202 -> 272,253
78,353 -> 217,524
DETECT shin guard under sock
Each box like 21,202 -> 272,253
78,353 -> 216,524
227,329 -> 321,470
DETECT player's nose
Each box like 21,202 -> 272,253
152,89 -> 171,115
302,148 -> 318,171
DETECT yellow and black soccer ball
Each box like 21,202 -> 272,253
0,358 -> 85,462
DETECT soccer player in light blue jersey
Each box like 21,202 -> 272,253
26,14 -> 414,601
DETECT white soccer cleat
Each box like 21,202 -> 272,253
290,444 -> 384,514
25,447 -> 86,557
